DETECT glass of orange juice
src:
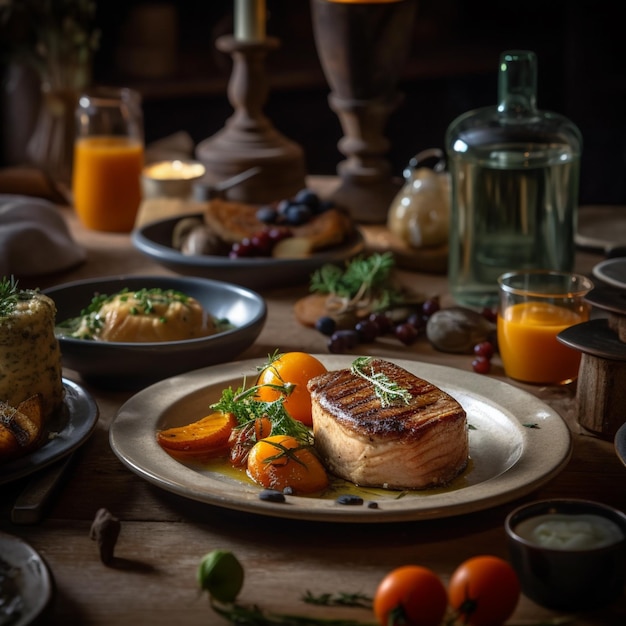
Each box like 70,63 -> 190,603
497,270 -> 594,384
72,88 -> 144,232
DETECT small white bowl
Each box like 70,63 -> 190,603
505,498 -> 626,611
44,275 -> 266,389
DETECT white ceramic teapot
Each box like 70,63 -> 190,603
387,148 -> 450,249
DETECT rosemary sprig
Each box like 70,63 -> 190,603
351,357 -> 412,408
210,598 -> 377,626
0,276 -> 20,317
302,591 -> 372,609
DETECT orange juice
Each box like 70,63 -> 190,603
498,301 -> 587,384
72,136 -> 144,232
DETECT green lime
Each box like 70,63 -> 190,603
197,550 -> 244,604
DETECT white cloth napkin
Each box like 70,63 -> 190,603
0,195 -> 86,277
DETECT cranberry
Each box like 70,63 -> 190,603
473,341 -> 495,359
394,322 -> 419,346
472,355 -> 491,374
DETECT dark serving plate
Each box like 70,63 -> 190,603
131,213 -> 365,290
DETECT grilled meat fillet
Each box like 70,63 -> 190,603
307,359 -> 468,489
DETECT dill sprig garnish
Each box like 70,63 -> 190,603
351,357 -> 412,408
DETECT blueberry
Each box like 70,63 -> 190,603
259,489 -> 286,503
315,316 -> 337,336
336,494 -> 364,506
256,205 -> 278,223
284,203 -> 312,225
276,198 -> 292,216
294,188 -> 320,210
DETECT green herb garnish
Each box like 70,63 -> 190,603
0,276 -> 20,318
211,380 -> 313,446
350,357 -> 412,408
56,287 -> 226,340
310,252 -> 403,314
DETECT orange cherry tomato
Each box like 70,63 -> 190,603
256,352 -> 327,426
448,555 -> 520,626
247,434 -> 329,494
374,565 -> 448,626
156,411 -> 236,454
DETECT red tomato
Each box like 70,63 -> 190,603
374,565 -> 448,626
256,352 -> 327,426
448,555 -> 520,626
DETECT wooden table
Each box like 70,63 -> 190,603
1,192 -> 625,626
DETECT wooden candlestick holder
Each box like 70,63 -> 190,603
310,0 -> 418,223
195,35 -> 306,204
558,286 -> 626,439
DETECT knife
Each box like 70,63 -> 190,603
11,453 -> 74,524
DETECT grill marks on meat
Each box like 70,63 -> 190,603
308,359 -> 469,490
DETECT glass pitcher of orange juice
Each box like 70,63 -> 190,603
72,88 -> 144,232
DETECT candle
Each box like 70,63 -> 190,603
141,160 -> 206,200
234,0 -> 266,41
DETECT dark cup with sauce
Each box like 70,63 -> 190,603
505,499 -> 626,611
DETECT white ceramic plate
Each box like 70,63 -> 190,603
131,214 -> 365,290
0,380 -> 98,485
110,356 -> 572,523
0,532 -> 54,625
592,258 -> 626,290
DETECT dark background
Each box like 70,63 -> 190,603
2,0 -> 625,206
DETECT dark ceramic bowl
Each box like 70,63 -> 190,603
44,275 -> 266,389
505,499 -> 626,611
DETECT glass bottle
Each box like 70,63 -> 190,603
445,50 -> 582,308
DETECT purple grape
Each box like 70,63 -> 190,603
328,329 -> 359,353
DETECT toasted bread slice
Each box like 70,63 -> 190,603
203,198 -> 265,243
203,198 -> 354,255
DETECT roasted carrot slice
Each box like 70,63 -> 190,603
157,411 -> 236,453
247,435 -> 329,495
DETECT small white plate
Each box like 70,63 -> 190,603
0,532 -> 54,625
592,258 -> 626,290
110,356 -> 572,523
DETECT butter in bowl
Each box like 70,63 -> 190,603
505,498 -> 626,611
